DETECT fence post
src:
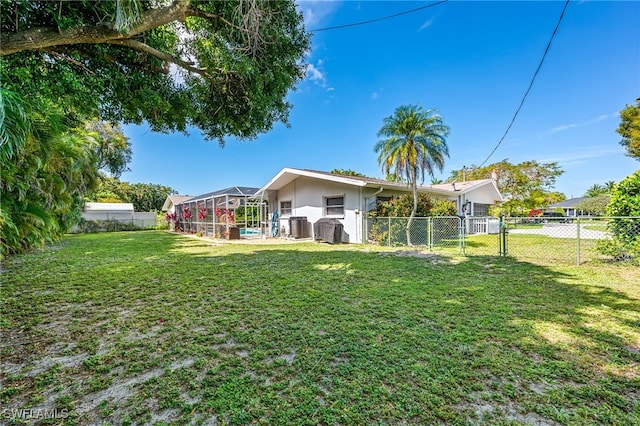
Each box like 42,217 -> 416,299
428,218 -> 433,250
459,217 -> 465,255
388,217 -> 391,247
498,216 -> 507,257
576,217 -> 581,266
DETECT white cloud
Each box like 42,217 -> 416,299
306,62 -> 327,87
371,92 -> 379,100
551,123 -> 577,133
539,112 -> 617,138
418,18 -> 434,32
540,146 -> 625,166
296,0 -> 341,28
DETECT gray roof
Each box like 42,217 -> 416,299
298,168 -> 496,195
179,186 -> 260,204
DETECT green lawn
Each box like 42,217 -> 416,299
1,231 -> 639,425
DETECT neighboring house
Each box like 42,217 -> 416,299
162,195 -> 193,214
83,202 -> 135,221
256,168 -> 503,243
548,197 -> 588,217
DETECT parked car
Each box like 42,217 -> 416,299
539,211 -> 572,224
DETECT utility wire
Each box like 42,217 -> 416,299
477,0 -> 570,168
308,1 -> 448,33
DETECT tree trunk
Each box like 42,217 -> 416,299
406,179 -> 418,246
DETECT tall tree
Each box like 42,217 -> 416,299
449,160 -> 563,215
616,99 -> 640,161
584,181 -> 617,198
85,120 -> 132,178
374,104 -> 450,245
584,183 -> 607,198
0,0 -> 309,145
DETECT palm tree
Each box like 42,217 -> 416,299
584,183 -> 606,198
374,104 -> 450,245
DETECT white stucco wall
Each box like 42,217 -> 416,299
465,184 -> 499,206
266,177 -> 500,243
273,177 -> 364,242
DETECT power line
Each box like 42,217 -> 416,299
308,1 -> 449,33
477,0 -> 571,168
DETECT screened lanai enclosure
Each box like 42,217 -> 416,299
173,187 -> 268,239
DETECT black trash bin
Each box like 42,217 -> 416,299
289,216 -> 308,238
313,218 -> 343,244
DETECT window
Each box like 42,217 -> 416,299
325,196 -> 344,216
280,201 -> 292,216
473,203 -> 489,216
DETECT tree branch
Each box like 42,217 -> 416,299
40,49 -> 96,75
0,0 -> 266,59
0,0 -> 191,56
103,38 -> 211,79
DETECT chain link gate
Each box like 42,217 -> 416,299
496,216 -> 639,265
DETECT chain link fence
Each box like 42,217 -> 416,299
365,216 -> 640,265
364,217 -> 464,254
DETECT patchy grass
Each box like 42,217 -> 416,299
1,231 -> 639,425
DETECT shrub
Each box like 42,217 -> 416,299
155,212 -> 168,230
597,171 -> 640,262
367,195 -> 457,246
370,193 -> 455,218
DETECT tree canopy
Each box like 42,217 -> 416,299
575,196 -> 610,216
0,0 -> 309,256
92,178 -> 177,212
1,0 -> 310,144
617,99 -> 640,161
449,160 -> 564,215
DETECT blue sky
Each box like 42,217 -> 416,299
121,0 -> 639,199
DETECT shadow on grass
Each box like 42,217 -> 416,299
1,231 -> 638,425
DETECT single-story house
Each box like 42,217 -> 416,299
161,195 -> 193,214
548,197 -> 587,217
256,168 -> 503,243
83,202 -> 135,221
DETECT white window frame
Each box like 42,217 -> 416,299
324,195 -> 345,217
280,200 -> 292,216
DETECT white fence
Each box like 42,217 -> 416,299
71,212 -> 157,233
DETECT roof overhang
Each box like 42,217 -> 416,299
256,168 -> 368,195
256,168 -> 465,198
